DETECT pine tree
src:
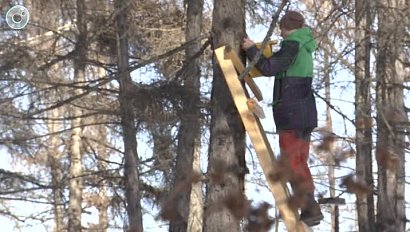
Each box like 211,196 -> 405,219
354,0 -> 375,231
203,0 -> 247,231
169,0 -> 204,231
115,0 -> 143,230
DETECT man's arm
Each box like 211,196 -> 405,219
244,40 -> 299,76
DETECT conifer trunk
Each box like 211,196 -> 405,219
169,0 -> 204,231
355,0 -> 375,231
97,113 -> 109,231
115,0 -> 143,231
203,0 -> 247,231
47,105 -> 64,232
375,0 -> 406,231
68,0 -> 86,231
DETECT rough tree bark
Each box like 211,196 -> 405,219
97,113 -> 109,231
115,0 -> 143,231
91,42 -> 111,231
187,144 -> 203,232
375,0 -> 406,231
323,49 -> 339,232
203,0 -> 247,231
169,0 -> 204,231
354,0 -> 375,231
68,0 -> 86,231
47,102 -> 64,232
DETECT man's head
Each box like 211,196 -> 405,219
279,11 -> 305,37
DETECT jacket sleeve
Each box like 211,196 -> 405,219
244,40 -> 299,76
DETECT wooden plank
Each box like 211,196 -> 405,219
223,46 -> 264,79
224,48 -> 263,100
224,47 -> 263,101
215,46 -> 307,232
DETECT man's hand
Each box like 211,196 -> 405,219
242,37 -> 255,50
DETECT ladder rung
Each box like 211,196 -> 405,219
246,98 -> 266,119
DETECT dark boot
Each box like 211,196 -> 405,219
300,194 -> 323,227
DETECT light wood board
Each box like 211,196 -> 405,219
223,47 -> 263,100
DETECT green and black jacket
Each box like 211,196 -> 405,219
245,28 -> 318,130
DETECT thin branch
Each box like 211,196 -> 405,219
313,90 -> 355,126
170,37 -> 212,82
0,187 -> 53,196
0,197 -> 55,205
23,78 -> 113,117
0,169 -> 49,188
0,121 -> 119,144
128,33 -> 211,72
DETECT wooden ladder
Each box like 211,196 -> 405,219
214,45 -> 311,232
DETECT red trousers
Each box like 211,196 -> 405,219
279,129 -> 314,194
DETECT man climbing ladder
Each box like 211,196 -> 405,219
242,10 -> 323,226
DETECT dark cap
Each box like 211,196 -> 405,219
279,11 -> 305,30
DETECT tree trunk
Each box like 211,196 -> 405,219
169,0 -> 204,231
47,105 -> 64,232
91,49 -> 110,231
68,0 -> 87,231
97,113 -> 109,232
203,0 -> 247,231
323,49 -> 339,232
187,144 -> 203,232
354,0 -> 375,231
375,0 -> 406,231
115,0 -> 143,231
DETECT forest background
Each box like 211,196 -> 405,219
0,0 -> 409,232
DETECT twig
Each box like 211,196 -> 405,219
313,90 -> 355,126
128,33 -> 211,72
170,37 -> 212,82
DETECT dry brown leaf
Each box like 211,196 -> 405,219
159,171 -> 202,222
267,157 -> 295,183
246,202 -> 275,232
267,169 -> 287,183
376,147 -> 399,171
317,133 -> 336,152
189,171 -> 202,183
382,106 -> 407,123
170,170 -> 202,196
159,197 -> 181,221
355,117 -> 373,129
334,148 -> 356,165
340,175 -> 371,196
287,194 -> 305,212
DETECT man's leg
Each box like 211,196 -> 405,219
278,130 -> 313,193
279,129 -> 323,226
297,129 -> 323,226
297,129 -> 314,193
